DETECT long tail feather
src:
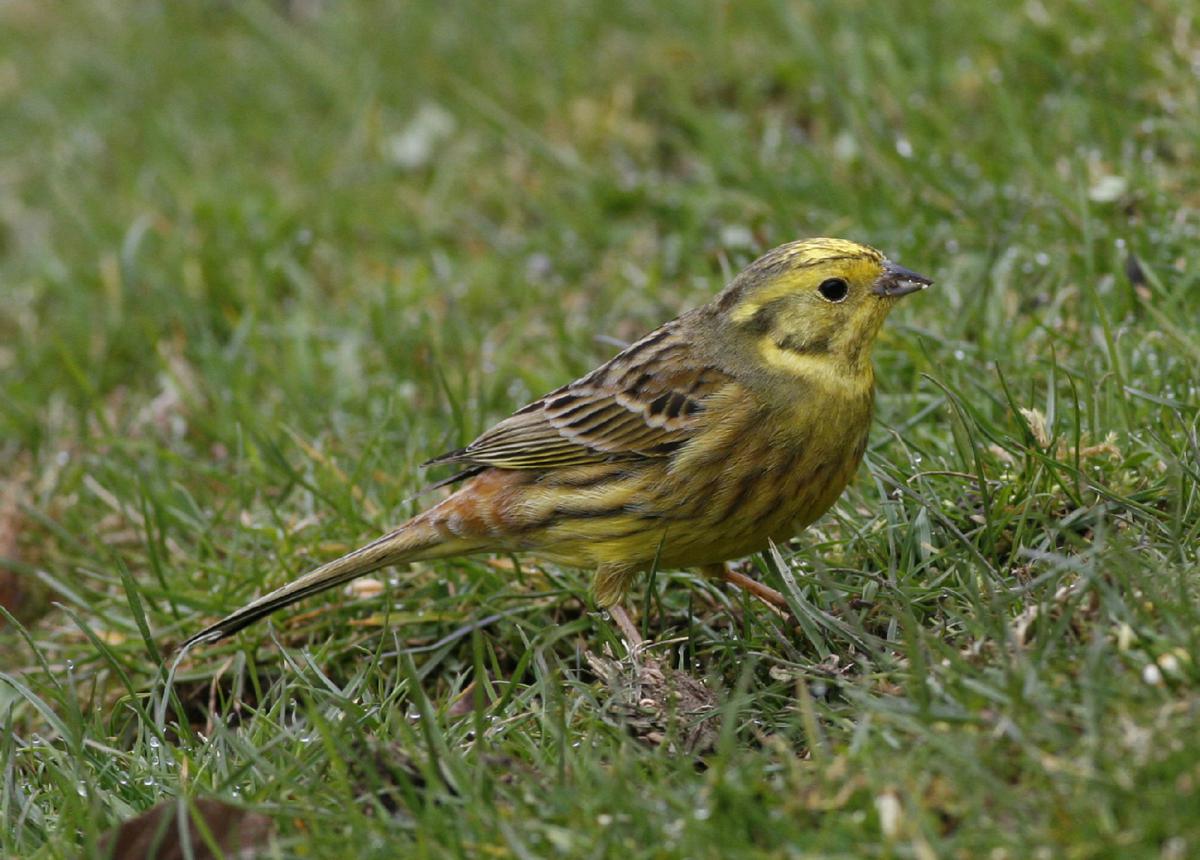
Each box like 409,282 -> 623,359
181,516 -> 464,649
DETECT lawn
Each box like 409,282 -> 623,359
2,1 -> 1198,857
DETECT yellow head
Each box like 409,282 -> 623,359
713,238 -> 931,378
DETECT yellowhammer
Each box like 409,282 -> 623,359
184,237 -> 929,647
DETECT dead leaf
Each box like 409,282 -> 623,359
1018,408 -> 1121,462
0,460 -> 33,626
446,678 -> 496,717
587,648 -> 720,754
1124,250 -> 1151,301
96,797 -> 272,860
1019,407 -> 1052,449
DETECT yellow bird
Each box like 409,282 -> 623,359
184,237 -> 929,648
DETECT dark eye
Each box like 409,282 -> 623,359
818,278 -> 849,302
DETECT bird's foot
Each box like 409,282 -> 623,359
607,604 -> 644,650
703,563 -> 791,614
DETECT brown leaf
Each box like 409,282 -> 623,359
0,463 -> 31,626
96,797 -> 272,860
1124,250 -> 1151,301
446,678 -> 496,717
587,648 -> 720,754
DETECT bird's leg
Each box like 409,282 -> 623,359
607,604 -> 644,649
593,562 -> 644,648
702,563 -> 790,611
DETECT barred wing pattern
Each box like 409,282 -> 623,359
426,324 -> 732,472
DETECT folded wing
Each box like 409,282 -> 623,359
426,325 -> 733,473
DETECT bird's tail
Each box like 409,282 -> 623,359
181,514 -> 469,649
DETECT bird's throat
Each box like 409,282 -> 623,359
757,339 -> 874,395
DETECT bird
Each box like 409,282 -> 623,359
182,237 -> 930,649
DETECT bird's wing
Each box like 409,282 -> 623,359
425,325 -> 733,472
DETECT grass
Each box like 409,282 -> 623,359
2,0 -> 1198,857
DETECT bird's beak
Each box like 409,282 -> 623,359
873,260 -> 933,297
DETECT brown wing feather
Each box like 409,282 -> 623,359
425,323 -> 732,472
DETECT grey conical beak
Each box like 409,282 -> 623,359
873,260 -> 933,297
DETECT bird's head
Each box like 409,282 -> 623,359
714,237 -> 931,377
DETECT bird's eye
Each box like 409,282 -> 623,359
817,278 -> 849,302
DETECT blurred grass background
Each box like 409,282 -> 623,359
1,0 -> 1198,857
